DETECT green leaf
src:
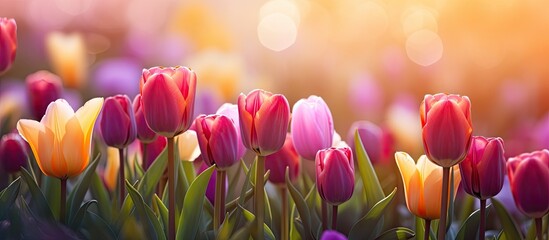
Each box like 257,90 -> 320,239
286,171 -> 313,240
20,168 -> 55,221
176,165 -> 214,240
374,227 -> 415,240
70,200 -> 97,228
83,210 -> 118,239
354,131 -> 385,211
239,205 -> 276,240
492,198 -> 522,240
229,220 -> 253,240
126,179 -> 166,240
42,175 -> 60,219
89,171 -> 112,220
217,208 -> 238,240
525,219 -> 536,240
153,194 -> 169,237
138,146 -> 168,202
455,203 -> 491,240
67,156 -> 100,222
0,178 -> 21,219
348,188 -> 397,240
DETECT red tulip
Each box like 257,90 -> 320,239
99,95 -> 137,148
265,134 -> 300,185
459,136 -> 505,200
507,150 -> 549,218
238,89 -> 290,156
0,18 -> 16,74
195,114 -> 239,170
0,133 -> 27,173
133,94 -> 157,143
316,147 -> 354,205
140,66 -> 196,137
26,70 -> 63,120
420,93 -> 473,167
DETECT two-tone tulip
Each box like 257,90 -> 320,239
17,98 -> 103,179
507,150 -> 549,218
216,103 -> 246,159
316,147 -> 354,205
459,136 -> 505,199
291,95 -> 334,160
395,152 -> 461,220
133,94 -> 157,143
140,66 -> 196,137
26,70 -> 63,120
420,93 -> 473,167
265,134 -> 300,185
99,95 -> 137,148
0,133 -> 28,173
195,114 -> 239,170
0,18 -> 16,75
238,89 -> 290,156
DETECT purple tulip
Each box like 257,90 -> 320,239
26,70 -> 63,120
0,133 -> 27,173
346,121 -> 383,165
195,114 -> 239,170
316,147 -> 355,205
133,94 -> 157,143
320,230 -> 347,240
99,95 -> 137,148
197,162 -> 228,205
265,134 -> 300,185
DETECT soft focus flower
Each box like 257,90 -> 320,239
103,147 -> 120,192
0,133 -> 27,173
45,32 -> 87,89
197,162 -> 227,205
99,95 -> 137,148
176,130 -> 200,161
92,58 -> 141,97
320,230 -> 347,240
142,136 -> 167,171
265,134 -> 300,185
316,147 -> 354,205
133,94 -> 157,143
507,150 -> 549,218
238,89 -> 290,156
395,152 -> 462,220
0,18 -> 16,75
140,66 -> 196,137
195,114 -> 239,170
17,98 -> 103,179
291,95 -> 334,160
216,103 -> 246,159
459,136 -> 505,199
26,70 -> 63,120
420,93 -> 473,167
347,121 -> 384,165
386,95 -> 422,156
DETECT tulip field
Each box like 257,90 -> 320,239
1,1 -> 549,240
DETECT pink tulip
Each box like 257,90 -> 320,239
0,18 -> 16,74
291,95 -> 334,160
507,150 -> 549,218
238,89 -> 290,156
142,137 -> 167,171
346,121 -> 384,165
0,133 -> 27,173
26,70 -> 63,120
420,93 -> 473,167
133,94 -> 157,143
459,136 -> 505,200
195,114 -> 239,170
316,147 -> 354,205
140,66 -> 196,137
216,103 -> 246,159
265,134 -> 300,185
99,95 -> 137,148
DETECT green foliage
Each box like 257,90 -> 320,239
348,188 -> 397,240
354,131 -> 385,211
492,198 -> 523,240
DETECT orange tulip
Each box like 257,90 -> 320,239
395,152 -> 461,220
45,32 -> 87,89
17,98 -> 103,179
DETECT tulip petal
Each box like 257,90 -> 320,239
208,116 -> 238,169
74,98 -> 104,169
238,93 -> 254,151
177,130 -> 201,161
142,74 -> 186,136
255,95 -> 290,155
62,117 -> 86,177
510,159 -> 549,218
17,119 -> 56,177
41,99 -> 75,141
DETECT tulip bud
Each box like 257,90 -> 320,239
459,136 -> 505,200
0,133 -> 27,173
216,103 -> 246,159
0,18 -> 17,75
142,136 -> 167,171
26,70 -> 63,120
320,230 -> 347,240
238,89 -> 290,156
316,147 -> 354,205
133,94 -> 157,143
140,66 -> 196,137
346,121 -> 383,165
195,114 -> 239,170
265,134 -> 300,185
176,130 -> 200,161
99,95 -> 137,148
507,150 -> 549,218
291,96 -> 334,160
420,93 -> 473,167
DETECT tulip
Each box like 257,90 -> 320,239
291,95 -> 334,160
17,98 -> 103,223
133,94 -> 157,143
103,147 -> 120,192
346,121 -> 383,165
216,103 -> 246,159
26,70 -> 63,120
265,134 -> 300,185
195,114 -> 239,170
0,133 -> 28,173
176,130 -> 200,162
0,18 -> 16,75
100,95 -> 137,148
45,32 -> 87,89
320,230 -> 347,240
142,136 -> 167,171
140,66 -> 196,138
196,162 -> 227,205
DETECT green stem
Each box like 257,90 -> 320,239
255,155 -> 265,239
322,200 -> 328,230
142,143 -> 148,171
220,170 -> 226,224
332,205 -> 338,230
119,148 -> 125,208
438,167 -> 450,240
424,219 -> 431,240
168,137 -> 175,240
214,169 -> 224,234
60,178 -> 67,224
536,218 -> 542,240
280,186 -> 288,240
479,199 -> 486,240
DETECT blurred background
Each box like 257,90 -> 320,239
1,0 -> 549,158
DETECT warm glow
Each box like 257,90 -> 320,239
405,29 -> 443,66
257,13 -> 298,52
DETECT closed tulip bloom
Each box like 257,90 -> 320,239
26,70 -> 63,120
395,152 -> 462,220
291,96 -> 334,160
265,134 -> 300,185
320,230 -> 347,240
142,136 -> 167,171
216,103 -> 246,159
100,95 -> 137,148
316,147 -> 354,205
0,133 -> 28,173
507,150 -> 549,218
420,93 -> 473,167
103,147 -> 120,191
195,114 -> 239,170
238,89 -> 290,156
346,121 -> 383,164
140,66 -> 196,137
176,130 -> 200,161
459,136 -> 505,200
0,18 -> 16,75
45,32 -> 87,88
16,98 -> 103,179
133,94 -> 157,143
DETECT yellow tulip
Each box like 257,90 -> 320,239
176,130 -> 200,161
45,32 -> 87,89
104,147 -> 120,192
395,151 -> 461,220
17,98 -> 103,179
